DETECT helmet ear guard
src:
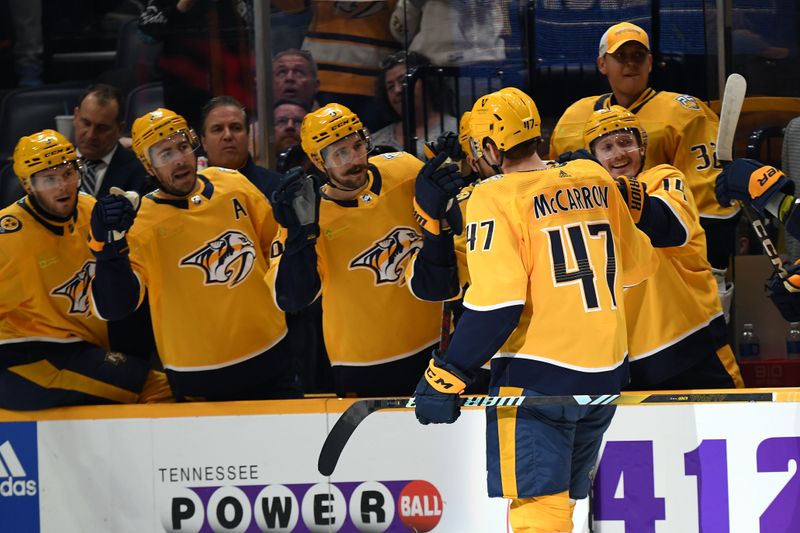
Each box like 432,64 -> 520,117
131,108 -> 198,174
13,129 -> 78,192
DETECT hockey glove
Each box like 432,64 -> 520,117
614,175 -> 648,224
716,158 -> 794,216
433,131 -> 467,162
413,152 -> 466,236
270,167 -> 321,255
89,187 -> 140,256
557,149 -> 600,165
767,260 -> 800,322
414,351 -> 474,425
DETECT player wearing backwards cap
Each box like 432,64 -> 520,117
585,106 -> 743,390
413,88 -> 659,533
265,103 -> 464,397
550,21 -> 738,320
0,129 -> 171,410
716,157 -> 800,322
88,108 -> 301,401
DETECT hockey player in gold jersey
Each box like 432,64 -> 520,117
89,109 -> 301,401
266,103 -> 463,397
413,88 -> 659,533
549,21 -> 738,312
0,130 -> 170,410
583,106 -> 743,390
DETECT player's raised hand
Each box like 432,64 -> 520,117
270,167 -> 321,253
434,131 -> 466,162
414,152 -> 466,236
414,352 -> 473,425
90,189 -> 139,244
614,175 -> 648,223
557,149 -> 600,165
716,158 -> 794,216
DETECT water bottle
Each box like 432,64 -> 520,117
738,323 -> 761,360
787,322 -> 800,359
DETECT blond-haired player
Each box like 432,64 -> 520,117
584,106 -> 743,390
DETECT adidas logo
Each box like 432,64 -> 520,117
0,441 -> 37,497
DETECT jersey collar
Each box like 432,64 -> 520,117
145,175 -> 215,209
601,87 -> 658,114
322,163 -> 383,207
19,196 -> 78,236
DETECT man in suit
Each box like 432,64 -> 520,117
72,83 -> 150,198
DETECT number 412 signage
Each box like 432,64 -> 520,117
592,437 -> 800,532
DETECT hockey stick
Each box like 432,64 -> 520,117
317,390 -> 786,476
716,73 -> 788,279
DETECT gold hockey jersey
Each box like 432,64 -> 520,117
267,151 -> 442,366
623,164 -> 727,375
549,88 -> 738,220
463,159 -> 659,393
123,167 -> 286,371
0,194 -> 108,348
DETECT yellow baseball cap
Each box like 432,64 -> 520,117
598,22 -> 650,57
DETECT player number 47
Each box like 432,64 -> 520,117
465,219 -> 495,252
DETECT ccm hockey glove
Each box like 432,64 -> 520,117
716,158 -> 794,216
413,152 -> 466,236
414,351 -> 474,425
270,167 -> 321,255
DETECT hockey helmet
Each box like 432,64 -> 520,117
300,103 -> 370,171
131,108 -> 198,173
469,87 -> 541,156
13,129 -> 79,192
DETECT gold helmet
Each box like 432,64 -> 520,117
13,129 -> 78,191
583,105 -> 647,151
458,111 -> 473,158
469,87 -> 541,157
300,103 -> 368,171
131,108 -> 197,173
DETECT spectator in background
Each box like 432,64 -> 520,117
274,98 -> 309,156
389,0 -> 508,66
272,49 -> 320,111
272,1 -> 399,130
138,0 -> 255,131
371,51 -> 457,156
273,98 -> 318,175
201,95 -> 282,198
0,129 -> 171,410
73,84 -> 150,198
8,0 -> 43,87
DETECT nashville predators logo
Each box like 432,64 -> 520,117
51,260 -> 96,315
0,215 -> 21,234
349,227 -> 422,285
180,230 -> 256,287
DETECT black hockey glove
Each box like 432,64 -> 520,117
433,131 -> 467,162
89,187 -> 140,258
766,260 -> 800,322
557,149 -> 600,165
414,152 -> 466,236
270,167 -> 321,255
614,175 -> 648,224
414,351 -> 474,425
716,158 -> 794,216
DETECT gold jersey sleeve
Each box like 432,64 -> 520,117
0,195 -> 108,348
267,152 -> 442,366
549,89 -> 738,220
624,165 -> 724,359
463,160 -> 659,373
126,167 -> 286,371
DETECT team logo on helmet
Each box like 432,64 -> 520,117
180,230 -> 256,287
51,260 -> 96,315
0,215 -> 21,234
349,227 -> 422,285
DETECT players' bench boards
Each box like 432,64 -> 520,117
0,389 -> 798,532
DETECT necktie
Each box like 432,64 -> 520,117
82,160 -> 101,196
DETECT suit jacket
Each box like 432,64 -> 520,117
96,143 -> 152,198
